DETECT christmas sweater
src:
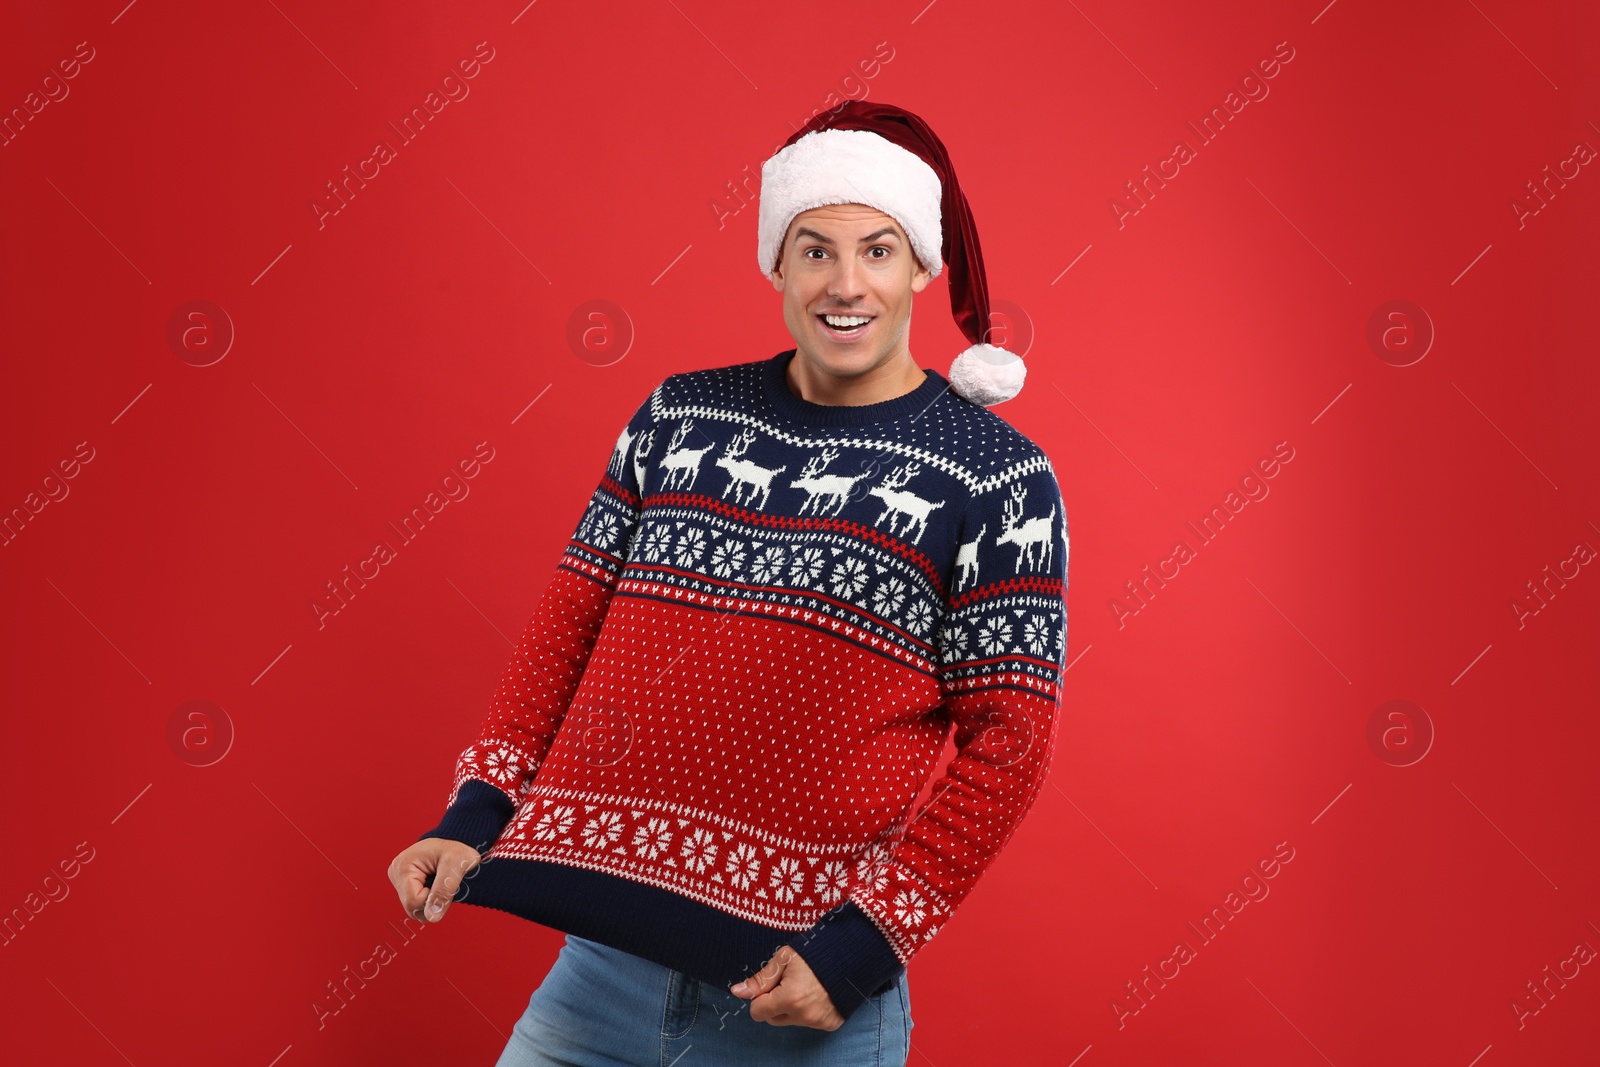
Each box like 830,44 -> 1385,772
418,349 -> 1068,1021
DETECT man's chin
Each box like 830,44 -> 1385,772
797,343 -> 879,377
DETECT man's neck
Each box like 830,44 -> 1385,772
785,348 -> 926,407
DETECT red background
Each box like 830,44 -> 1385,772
4,1 -> 1597,1064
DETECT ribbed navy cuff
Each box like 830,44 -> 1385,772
416,779 -> 516,855
793,899 -> 905,1022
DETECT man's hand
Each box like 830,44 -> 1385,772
388,838 -> 482,923
729,945 -> 845,1030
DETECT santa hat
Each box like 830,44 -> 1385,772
757,101 -> 1025,406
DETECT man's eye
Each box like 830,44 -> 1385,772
868,247 -> 888,258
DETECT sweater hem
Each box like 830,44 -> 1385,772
443,852 -> 903,1021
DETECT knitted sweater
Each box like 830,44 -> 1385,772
418,349 -> 1068,1021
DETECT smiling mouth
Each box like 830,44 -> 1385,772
817,313 -> 875,337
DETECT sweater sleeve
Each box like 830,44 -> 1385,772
795,454 -> 1069,1020
416,386 -> 662,853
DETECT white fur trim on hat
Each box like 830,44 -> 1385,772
949,343 -> 1026,406
758,128 -> 944,278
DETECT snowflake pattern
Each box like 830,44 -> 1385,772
1021,612 -> 1050,655
814,860 -> 850,905
581,811 -> 624,850
679,827 -> 720,873
872,574 -> 908,617
769,856 -> 806,902
640,523 -> 674,563
854,843 -> 895,897
905,598 -> 934,638
726,841 -> 761,890
749,544 -> 788,585
710,537 -> 746,579
891,886 -> 928,928
829,556 -> 869,598
482,745 -> 522,784
633,816 -> 674,860
674,526 -> 707,569
977,614 -> 1013,657
533,805 -> 576,842
786,546 -> 826,586
588,511 -> 620,551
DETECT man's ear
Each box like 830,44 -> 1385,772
770,237 -> 789,290
910,261 -> 933,294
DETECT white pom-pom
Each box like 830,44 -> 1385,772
948,344 -> 1025,406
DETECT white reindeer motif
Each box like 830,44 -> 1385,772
868,462 -> 945,545
995,483 -> 1057,572
715,428 -> 786,509
660,420 -> 712,491
789,447 -> 870,516
630,426 -> 656,491
609,425 -> 636,478
954,523 -> 987,592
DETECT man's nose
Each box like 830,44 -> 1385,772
827,256 -> 868,301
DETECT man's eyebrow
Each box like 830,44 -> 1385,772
794,226 -> 902,246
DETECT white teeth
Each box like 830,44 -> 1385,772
823,314 -> 871,327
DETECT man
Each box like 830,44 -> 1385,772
389,101 -> 1067,1066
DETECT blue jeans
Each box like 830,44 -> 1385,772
494,934 -> 913,1067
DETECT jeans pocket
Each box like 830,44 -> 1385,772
660,969 -> 700,1040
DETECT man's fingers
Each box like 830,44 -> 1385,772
424,867 -> 458,922
387,840 -> 481,923
732,946 -> 789,997
424,846 -> 480,922
398,862 -> 429,917
734,945 -> 800,1024
733,946 -> 841,1030
387,851 -> 433,920
747,986 -> 803,1027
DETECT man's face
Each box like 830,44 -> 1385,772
770,203 -> 933,378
